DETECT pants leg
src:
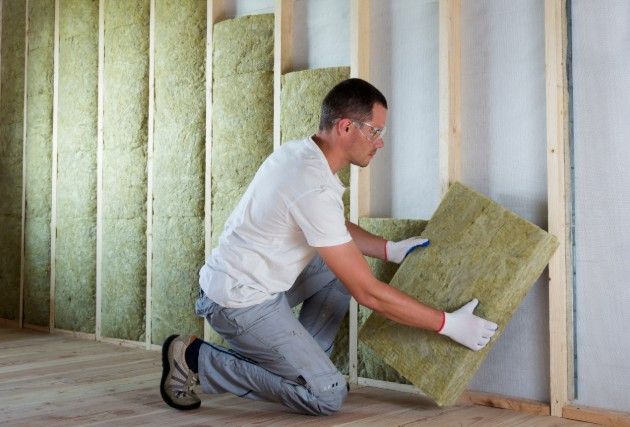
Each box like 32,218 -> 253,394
285,254 -> 351,355
195,292 -> 347,415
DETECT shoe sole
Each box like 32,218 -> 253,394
160,334 -> 201,411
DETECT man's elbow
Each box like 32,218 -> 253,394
354,291 -> 380,312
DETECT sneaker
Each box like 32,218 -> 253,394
160,335 -> 201,410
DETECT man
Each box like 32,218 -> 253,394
160,78 -> 498,415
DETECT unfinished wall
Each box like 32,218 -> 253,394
572,0 -> 630,412
210,14 -> 274,248
54,0 -> 98,333
23,0 -> 54,327
101,0 -> 149,341
460,0 -> 550,401
151,0 -> 206,345
0,0 -> 25,322
357,218 -> 427,383
370,0 -> 440,219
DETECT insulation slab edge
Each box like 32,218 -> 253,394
24,0 -> 55,326
357,218 -> 428,383
359,183 -> 559,406
101,0 -> 149,342
0,0 -> 26,321
151,0 -> 206,345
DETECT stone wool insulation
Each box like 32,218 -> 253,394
151,0 -> 205,345
55,0 -> 99,333
0,0 -> 25,321
280,67 -> 350,217
279,66 -> 351,371
357,218 -> 427,383
101,0 -> 149,341
23,0 -> 55,326
359,183 -> 558,406
210,13 -> 274,249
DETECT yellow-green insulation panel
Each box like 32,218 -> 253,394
208,13 -> 274,346
101,0 -> 149,341
55,0 -> 98,333
359,183 -> 559,406
280,67 -> 350,217
357,218 -> 428,383
0,0 -> 25,321
211,14 -> 274,248
151,0 -> 205,345
24,0 -> 54,327
280,66 -> 351,372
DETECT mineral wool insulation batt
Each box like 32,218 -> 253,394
357,218 -> 428,383
151,0 -> 205,345
0,0 -> 25,321
24,0 -> 55,326
101,0 -> 149,341
211,13 -> 274,248
281,67 -> 351,217
55,0 -> 99,333
360,183 -> 558,406
280,66 -> 350,371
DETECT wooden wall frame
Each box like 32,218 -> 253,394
49,0 -> 60,332
19,0 -> 29,330
348,0 -> 370,386
545,0 -> 572,417
273,0 -> 293,151
438,0 -> 461,196
95,0 -> 105,341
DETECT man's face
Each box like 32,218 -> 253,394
346,103 -> 387,168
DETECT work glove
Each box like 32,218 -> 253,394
385,236 -> 430,263
438,299 -> 498,351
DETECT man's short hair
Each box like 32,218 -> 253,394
319,78 -> 388,131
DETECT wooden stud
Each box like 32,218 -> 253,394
438,0 -> 461,196
273,0 -> 293,151
358,377 -> 425,396
545,0 -> 571,417
20,0 -> 29,329
349,0 -> 370,386
563,405 -> 630,427
95,0 -> 104,341
50,0 -> 60,332
145,0 -> 155,349
203,0 -> 225,342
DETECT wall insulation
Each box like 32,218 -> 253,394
0,0 -> 25,322
572,0 -> 630,412
280,67 -> 350,217
23,0 -> 54,327
151,0 -> 205,345
211,13 -> 274,248
360,183 -> 558,406
208,13 -> 273,346
460,0 -> 550,401
357,218 -> 427,383
101,0 -> 149,341
55,0 -> 98,333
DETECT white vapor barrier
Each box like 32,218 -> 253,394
572,0 -> 630,412
460,0 -> 549,401
370,0 -> 440,219
226,0 -> 273,18
292,0 -> 349,70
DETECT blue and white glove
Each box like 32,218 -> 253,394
385,236 -> 430,263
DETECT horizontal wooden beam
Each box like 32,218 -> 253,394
460,391 -> 550,417
563,405 -> 630,427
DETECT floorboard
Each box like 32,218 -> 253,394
0,327 -> 596,426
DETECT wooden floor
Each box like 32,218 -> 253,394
0,327 -> 596,426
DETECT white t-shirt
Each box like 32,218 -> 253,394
199,136 -> 352,308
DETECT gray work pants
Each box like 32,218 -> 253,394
194,254 -> 350,415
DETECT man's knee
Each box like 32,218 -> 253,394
306,372 -> 348,415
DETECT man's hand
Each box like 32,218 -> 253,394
438,299 -> 498,351
385,236 -> 430,263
